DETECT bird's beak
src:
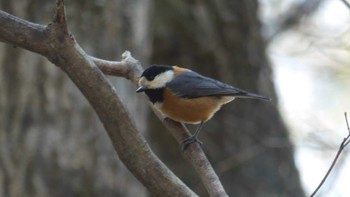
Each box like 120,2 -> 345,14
136,86 -> 147,93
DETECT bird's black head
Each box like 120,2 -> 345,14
136,65 -> 174,93
141,65 -> 173,81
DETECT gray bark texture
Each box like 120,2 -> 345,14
0,1 -> 149,197
0,0 -> 305,197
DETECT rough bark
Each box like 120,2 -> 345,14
0,0 -> 308,197
0,1 -> 148,196
0,0 -> 195,196
0,1 -> 229,197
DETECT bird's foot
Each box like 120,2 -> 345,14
163,117 -> 171,123
181,135 -> 203,151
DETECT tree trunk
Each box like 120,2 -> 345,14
150,1 -> 305,196
0,1 -> 150,196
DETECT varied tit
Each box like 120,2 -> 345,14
136,65 -> 270,149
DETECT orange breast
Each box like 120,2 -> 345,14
159,88 -> 234,124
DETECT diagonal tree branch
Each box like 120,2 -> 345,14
0,1 -> 227,196
0,1 -> 196,197
310,112 -> 350,197
92,52 -> 228,197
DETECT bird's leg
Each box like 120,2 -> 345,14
182,122 -> 204,150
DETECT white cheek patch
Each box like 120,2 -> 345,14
148,70 -> 174,89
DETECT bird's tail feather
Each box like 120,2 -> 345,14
236,92 -> 271,101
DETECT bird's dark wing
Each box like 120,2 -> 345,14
166,71 -> 270,100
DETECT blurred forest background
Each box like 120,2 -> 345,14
0,0 -> 349,197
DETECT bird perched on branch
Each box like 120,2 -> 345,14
136,65 -> 270,149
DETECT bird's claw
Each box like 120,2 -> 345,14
181,135 -> 203,151
163,117 -> 171,123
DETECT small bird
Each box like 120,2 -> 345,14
136,65 -> 270,149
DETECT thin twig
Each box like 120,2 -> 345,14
345,112 -> 350,132
310,112 -> 350,197
340,0 -> 350,10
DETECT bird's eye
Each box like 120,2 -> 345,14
146,74 -> 156,81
